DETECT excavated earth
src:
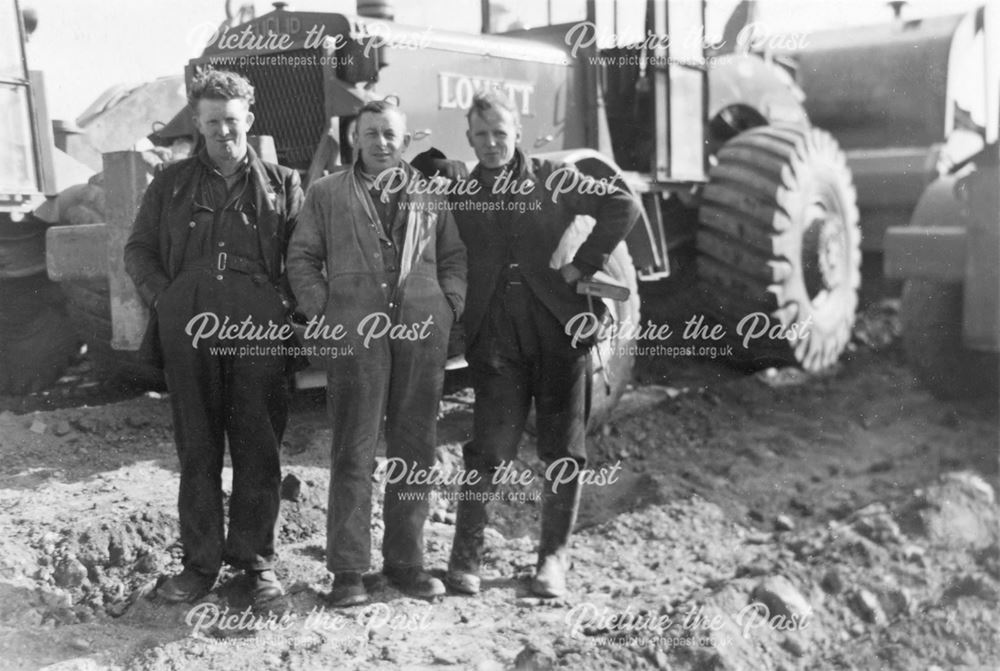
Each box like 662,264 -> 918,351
0,297 -> 997,671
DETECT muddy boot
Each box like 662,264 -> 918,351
531,476 -> 582,598
382,566 -> 444,599
444,569 -> 481,595
327,571 -> 368,608
533,554 -> 568,598
249,569 -> 284,605
447,494 -> 487,594
448,450 -> 492,593
383,565 -> 445,599
157,568 -> 217,603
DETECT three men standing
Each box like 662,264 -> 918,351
125,70 -> 302,604
287,99 -> 467,606
131,72 -> 634,605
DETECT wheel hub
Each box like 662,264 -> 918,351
802,202 -> 846,299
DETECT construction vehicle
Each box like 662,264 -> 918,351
20,1 -> 863,424
0,1 -> 79,394
882,3 -> 999,398
783,3 -> 974,255
0,0 -> 183,394
777,2 -> 998,397
180,0 -> 861,388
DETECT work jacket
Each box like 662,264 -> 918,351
286,160 -> 466,353
452,149 -> 640,348
123,146 -> 302,364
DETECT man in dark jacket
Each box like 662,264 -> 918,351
124,69 -> 302,604
444,92 -> 639,598
287,99 -> 466,607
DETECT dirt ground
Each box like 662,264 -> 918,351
0,296 -> 997,671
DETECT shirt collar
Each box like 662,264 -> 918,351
198,147 -> 250,177
355,159 -> 406,191
473,147 -> 527,185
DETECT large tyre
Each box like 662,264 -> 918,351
697,123 -> 861,371
0,273 -> 80,395
62,280 -> 164,390
901,280 -> 999,399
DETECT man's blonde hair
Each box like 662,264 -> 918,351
466,91 -> 520,126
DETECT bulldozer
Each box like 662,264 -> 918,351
8,0 -> 864,423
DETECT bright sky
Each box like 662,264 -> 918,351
22,0 -> 982,120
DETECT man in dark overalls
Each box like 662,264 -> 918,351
443,92 -> 638,598
124,70 -> 303,604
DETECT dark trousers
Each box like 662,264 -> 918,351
325,337 -> 445,573
158,275 -> 289,576
451,281 -> 589,573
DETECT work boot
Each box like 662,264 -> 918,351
383,566 -> 445,599
531,553 -> 568,598
444,568 -> 481,595
449,496 -> 487,572
327,571 -> 368,608
249,569 -> 284,605
157,568 -> 217,603
531,472 -> 582,599
449,450 -> 491,585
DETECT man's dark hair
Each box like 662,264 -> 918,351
466,91 -> 520,126
356,97 -> 407,126
188,69 -> 255,108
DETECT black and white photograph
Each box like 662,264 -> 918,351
0,0 -> 997,668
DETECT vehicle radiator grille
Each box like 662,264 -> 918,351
225,49 -> 326,170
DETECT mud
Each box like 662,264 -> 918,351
0,307 -> 996,670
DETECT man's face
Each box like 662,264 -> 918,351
354,109 -> 410,174
466,107 -> 520,169
193,97 -> 254,165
